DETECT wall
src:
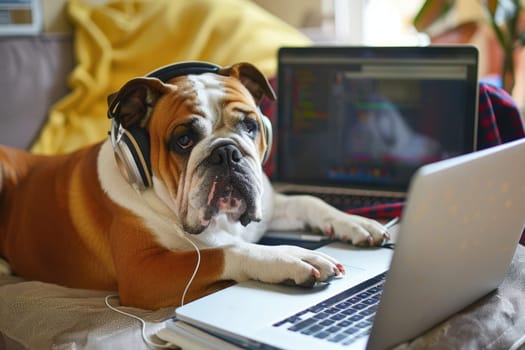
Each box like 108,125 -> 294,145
252,0 -> 321,28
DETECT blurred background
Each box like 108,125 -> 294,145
37,0 -> 525,116
3,0 -> 523,152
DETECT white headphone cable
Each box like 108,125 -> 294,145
179,232 -> 202,306
104,233 -> 201,348
103,189 -> 202,347
104,294 -> 176,349
130,186 -> 202,305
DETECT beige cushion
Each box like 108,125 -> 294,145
0,34 -> 73,149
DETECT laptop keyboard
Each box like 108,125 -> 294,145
273,273 -> 386,346
320,193 -> 400,211
284,191 -> 401,211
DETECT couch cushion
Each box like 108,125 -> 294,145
0,34 -> 73,149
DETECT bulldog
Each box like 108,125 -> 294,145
0,62 -> 388,310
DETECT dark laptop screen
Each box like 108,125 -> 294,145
275,46 -> 479,192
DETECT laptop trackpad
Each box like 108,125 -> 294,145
317,242 -> 393,277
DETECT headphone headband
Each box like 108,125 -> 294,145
146,61 -> 221,82
107,62 -> 221,122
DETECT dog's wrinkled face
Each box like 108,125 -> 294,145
108,63 -> 275,234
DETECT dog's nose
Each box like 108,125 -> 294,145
209,144 -> 243,166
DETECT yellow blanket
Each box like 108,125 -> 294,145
32,0 -> 310,154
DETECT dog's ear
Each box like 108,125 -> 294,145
107,78 -> 168,128
218,63 -> 276,105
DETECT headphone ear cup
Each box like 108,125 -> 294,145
113,126 -> 152,190
260,115 -> 273,164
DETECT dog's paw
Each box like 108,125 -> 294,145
268,246 -> 345,287
226,244 -> 345,287
0,258 -> 12,276
314,211 -> 388,247
274,195 -> 388,247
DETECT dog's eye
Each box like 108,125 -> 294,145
168,133 -> 195,153
177,135 -> 194,149
243,118 -> 258,138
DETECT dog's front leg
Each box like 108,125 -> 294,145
114,243 -> 238,310
110,222 -> 239,309
221,242 -> 344,287
268,192 -> 388,246
112,234 -> 342,308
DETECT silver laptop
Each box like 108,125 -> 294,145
170,138 -> 525,350
273,46 -> 479,210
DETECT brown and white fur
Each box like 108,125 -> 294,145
0,62 -> 388,310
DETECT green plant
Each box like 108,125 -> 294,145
414,0 -> 524,94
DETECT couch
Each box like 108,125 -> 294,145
0,34 -> 74,150
2,1 -> 525,349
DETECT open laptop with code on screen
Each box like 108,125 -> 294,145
272,46 -> 479,212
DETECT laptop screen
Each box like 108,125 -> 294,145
274,46 -> 479,192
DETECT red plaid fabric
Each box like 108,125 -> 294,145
477,83 -> 525,148
261,81 -> 525,245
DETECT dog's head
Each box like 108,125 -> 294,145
107,62 -> 276,234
